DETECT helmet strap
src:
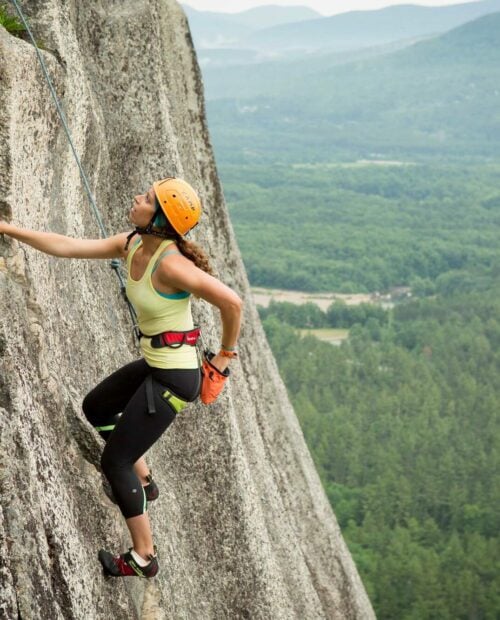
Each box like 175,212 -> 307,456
124,204 -> 174,251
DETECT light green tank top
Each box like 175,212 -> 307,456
126,239 -> 199,369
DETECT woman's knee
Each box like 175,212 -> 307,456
82,391 -> 122,439
100,444 -> 118,477
82,391 -> 98,424
100,441 -> 131,479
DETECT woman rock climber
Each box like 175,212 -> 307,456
0,177 -> 242,578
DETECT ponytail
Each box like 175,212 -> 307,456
176,235 -> 215,276
149,217 -> 214,275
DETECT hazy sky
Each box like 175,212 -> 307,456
183,0 -> 478,16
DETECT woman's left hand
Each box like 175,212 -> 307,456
209,353 -> 231,374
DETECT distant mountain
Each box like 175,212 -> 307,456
197,48 -> 263,69
293,10 -> 500,113
206,12 -> 500,162
182,4 -> 321,49
202,36 -> 430,97
219,5 -> 321,29
182,6 -> 253,48
243,0 -> 500,53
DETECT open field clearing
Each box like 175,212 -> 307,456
299,328 -> 349,345
252,287 -> 374,312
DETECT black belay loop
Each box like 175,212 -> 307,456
144,375 -> 188,416
145,375 -> 156,415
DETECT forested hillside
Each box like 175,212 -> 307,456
194,4 -> 500,618
221,163 -> 500,293
262,291 -> 500,619
205,14 -> 500,295
206,13 -> 500,162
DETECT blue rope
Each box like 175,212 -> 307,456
9,0 -> 140,340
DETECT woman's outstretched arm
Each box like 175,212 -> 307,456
0,221 -> 129,259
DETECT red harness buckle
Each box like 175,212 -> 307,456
148,327 -> 201,349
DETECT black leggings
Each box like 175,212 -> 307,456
82,359 -> 200,519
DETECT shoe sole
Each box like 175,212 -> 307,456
98,549 -> 121,576
98,549 -> 159,578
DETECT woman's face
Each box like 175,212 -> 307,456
130,187 -> 156,227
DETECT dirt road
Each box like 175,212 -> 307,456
252,287 -> 374,312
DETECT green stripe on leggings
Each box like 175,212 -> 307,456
162,390 -> 187,413
95,424 -> 116,432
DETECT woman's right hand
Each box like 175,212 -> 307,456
0,221 -> 13,237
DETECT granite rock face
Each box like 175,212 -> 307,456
0,2 -> 375,618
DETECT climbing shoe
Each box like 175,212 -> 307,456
102,473 -> 159,504
98,548 -> 159,578
144,474 -> 159,501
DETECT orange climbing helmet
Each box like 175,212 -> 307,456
153,177 -> 201,236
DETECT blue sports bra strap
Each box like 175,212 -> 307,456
152,249 -> 182,274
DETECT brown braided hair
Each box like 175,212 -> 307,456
148,215 -> 214,275
175,234 -> 215,276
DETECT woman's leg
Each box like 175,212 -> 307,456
99,367 -> 200,571
126,514 -> 155,558
133,458 -> 151,484
82,359 -> 150,439
82,359 -> 156,485
100,375 -> 178,556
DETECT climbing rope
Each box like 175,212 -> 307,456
9,0 -> 140,341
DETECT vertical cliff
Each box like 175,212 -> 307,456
0,1 -> 375,618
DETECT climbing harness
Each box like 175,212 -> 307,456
139,326 -> 201,349
9,0 -> 140,340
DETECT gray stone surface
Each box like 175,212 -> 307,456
0,2 -> 375,618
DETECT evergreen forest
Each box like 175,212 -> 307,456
220,162 -> 500,294
197,8 -> 500,617
261,292 -> 500,619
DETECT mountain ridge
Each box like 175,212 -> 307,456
204,10 -> 500,101
242,0 -> 500,52
183,3 -> 321,49
205,11 -> 500,162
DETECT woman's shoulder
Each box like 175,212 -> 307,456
153,242 -> 187,273
154,245 -> 196,281
123,233 -> 142,259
